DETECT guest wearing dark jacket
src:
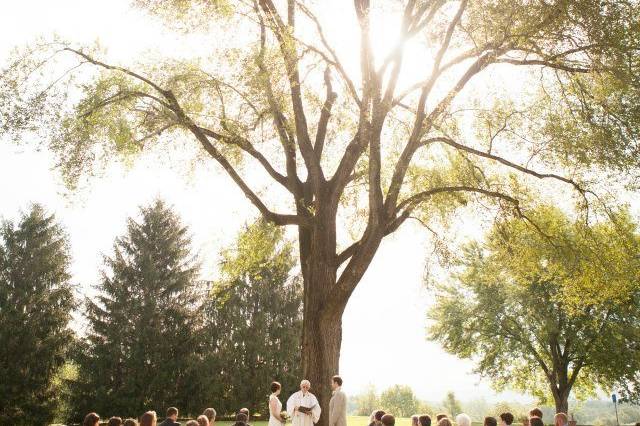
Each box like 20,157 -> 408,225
159,407 -> 180,426
419,415 -> 431,426
83,413 -> 100,426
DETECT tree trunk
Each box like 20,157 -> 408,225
550,369 -> 570,414
297,205 -> 344,426
554,393 -> 569,415
301,306 -> 343,426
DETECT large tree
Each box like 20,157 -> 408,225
0,205 -> 75,426
2,1 -> 640,420
199,219 -> 302,415
69,200 -> 201,421
428,205 -> 640,413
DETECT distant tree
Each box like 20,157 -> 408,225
463,399 -> 490,422
443,391 -> 462,418
51,362 -> 78,424
200,220 -> 302,415
353,384 -> 380,416
380,385 -> 419,417
0,205 -> 75,426
416,400 -> 435,417
429,205 -> 640,413
69,200 -> 201,421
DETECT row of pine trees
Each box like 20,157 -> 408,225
0,200 -> 303,426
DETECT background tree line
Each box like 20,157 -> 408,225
350,386 -> 640,426
0,201 -> 303,425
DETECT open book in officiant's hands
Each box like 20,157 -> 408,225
297,406 -> 314,414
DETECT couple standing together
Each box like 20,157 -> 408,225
269,377 -> 348,426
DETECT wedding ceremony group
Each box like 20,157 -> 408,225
2,0 -> 640,426
77,378 -> 335,426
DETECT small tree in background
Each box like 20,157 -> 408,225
0,205 -> 75,426
200,220 -> 302,415
353,384 -> 380,416
443,391 -> 462,418
380,385 -> 419,417
69,200 -> 201,421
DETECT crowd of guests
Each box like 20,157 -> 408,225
82,401 -> 571,426
367,407 -> 572,426
81,406 -> 219,426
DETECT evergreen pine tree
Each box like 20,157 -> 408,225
0,205 -> 75,426
70,200 -> 201,421
200,220 -> 302,415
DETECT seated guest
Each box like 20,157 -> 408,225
140,411 -> 158,426
436,414 -> 448,422
84,413 -> 100,426
240,408 -> 250,419
530,417 -> 544,426
381,414 -> 396,426
369,410 -> 386,426
419,415 -> 431,426
124,419 -> 138,426
186,422 -> 199,426
159,407 -> 180,426
437,418 -> 452,426
554,413 -> 568,426
109,417 -> 124,426
236,413 -> 249,423
456,413 -> 472,426
233,422 -> 247,426
485,417 -> 498,426
197,415 -> 210,426
412,416 -> 420,426
499,413 -> 514,426
529,409 -> 543,420
203,408 -> 216,424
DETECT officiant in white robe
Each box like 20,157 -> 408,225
287,380 -> 321,426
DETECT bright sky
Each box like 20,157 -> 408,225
0,0 -> 536,404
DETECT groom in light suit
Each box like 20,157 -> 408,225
329,376 -> 347,426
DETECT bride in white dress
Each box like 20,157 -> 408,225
269,381 -> 285,426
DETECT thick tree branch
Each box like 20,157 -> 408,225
384,51 -> 499,217
258,0 -> 325,192
380,0 -> 417,108
314,67 -> 337,159
185,119 -> 306,226
253,2 -> 303,198
394,41 -> 502,104
296,1 -> 362,106
63,48 -> 167,95
495,58 -> 592,73
64,48 -> 305,227
378,0 -> 447,77
196,126 -> 294,193
434,136 -> 587,193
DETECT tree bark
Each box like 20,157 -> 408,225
297,204 -> 345,426
554,392 -> 569,415
550,366 -> 571,414
301,305 -> 343,426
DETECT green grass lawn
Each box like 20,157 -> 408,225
212,417 -> 412,426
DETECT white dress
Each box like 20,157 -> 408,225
269,394 -> 283,426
